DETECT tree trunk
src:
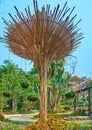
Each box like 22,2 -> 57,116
0,107 -> 3,113
40,64 -> 47,120
47,88 -> 51,110
0,98 -> 4,112
74,97 -> 76,116
53,104 -> 57,111
12,98 -> 17,112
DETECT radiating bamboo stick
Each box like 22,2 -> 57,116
0,0 -> 83,69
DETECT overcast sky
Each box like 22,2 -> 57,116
0,0 -> 92,78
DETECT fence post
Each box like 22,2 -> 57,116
74,96 -> 76,116
88,87 -> 91,117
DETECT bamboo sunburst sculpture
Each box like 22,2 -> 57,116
0,0 -> 83,119
0,0 -> 83,68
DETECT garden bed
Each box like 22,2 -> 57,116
27,117 -> 92,130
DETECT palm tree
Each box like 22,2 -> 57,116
47,59 -> 74,111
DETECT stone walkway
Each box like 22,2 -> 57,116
65,116 -> 90,120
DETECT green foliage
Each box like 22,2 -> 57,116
0,58 -> 89,118
65,91 -> 76,98
3,91 -> 11,97
0,117 -> 12,122
87,81 -> 92,87
64,106 -> 71,110
75,108 -> 87,116
47,112 -> 74,118
0,60 -> 40,113
21,82 -> 29,88
27,93 -> 39,101
0,116 -> 25,130
0,122 -> 25,130
0,59 -> 74,114
47,59 -> 73,111
30,66 -> 38,75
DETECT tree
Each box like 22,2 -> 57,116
0,60 -> 25,112
0,0 -> 83,119
47,60 -> 65,111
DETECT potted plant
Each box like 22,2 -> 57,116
3,91 -> 11,97
65,91 -> 76,99
21,82 -> 29,88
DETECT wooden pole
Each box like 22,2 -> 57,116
74,96 -> 76,116
40,61 -> 47,120
88,87 -> 91,117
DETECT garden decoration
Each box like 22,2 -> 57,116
74,85 -> 92,117
0,0 -> 83,119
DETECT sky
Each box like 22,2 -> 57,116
0,0 -> 92,78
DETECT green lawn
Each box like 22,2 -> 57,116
71,120 -> 92,127
1,114 -> 92,130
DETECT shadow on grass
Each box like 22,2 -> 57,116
13,120 -> 33,126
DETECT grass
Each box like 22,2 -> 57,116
72,120 -> 92,127
0,118 -> 26,130
1,112 -> 92,130
0,122 -> 25,130
1,117 -> 92,130
12,120 -> 33,125
12,120 -> 92,129
26,118 -> 92,130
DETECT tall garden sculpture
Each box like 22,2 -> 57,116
0,0 -> 83,119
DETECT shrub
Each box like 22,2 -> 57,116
3,91 -> 11,97
47,111 -> 57,114
27,118 -> 69,130
61,109 -> 67,113
0,114 -> 5,119
21,82 -> 29,88
27,117 -> 92,130
65,91 -> 76,98
27,94 -> 38,101
76,108 -> 87,116
64,106 -> 71,110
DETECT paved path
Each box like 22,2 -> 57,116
4,112 -> 39,121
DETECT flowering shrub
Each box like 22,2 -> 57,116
0,114 -> 5,118
27,118 -> 92,130
61,109 -> 67,113
27,117 -> 69,130
72,76 -> 80,81
47,111 -> 57,114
